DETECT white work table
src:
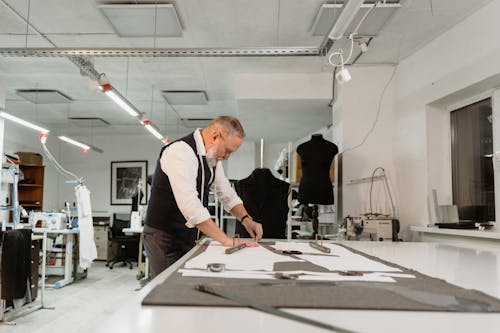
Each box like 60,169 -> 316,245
411,225 -> 500,250
96,241 -> 500,333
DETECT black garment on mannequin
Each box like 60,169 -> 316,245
234,168 -> 290,239
296,134 -> 338,205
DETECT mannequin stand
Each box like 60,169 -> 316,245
312,204 -> 319,238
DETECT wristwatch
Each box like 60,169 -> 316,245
240,214 -> 251,223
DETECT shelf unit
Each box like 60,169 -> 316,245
18,164 -> 45,213
208,191 -> 219,227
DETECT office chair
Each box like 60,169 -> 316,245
106,214 -> 138,270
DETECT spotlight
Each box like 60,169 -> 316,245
336,67 -> 352,84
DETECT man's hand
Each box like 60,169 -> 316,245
241,218 -> 263,242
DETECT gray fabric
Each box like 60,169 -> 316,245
142,243 -> 500,312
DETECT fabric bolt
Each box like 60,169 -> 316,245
76,184 -> 97,269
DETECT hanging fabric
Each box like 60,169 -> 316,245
75,184 -> 97,269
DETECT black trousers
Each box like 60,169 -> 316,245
143,224 -> 197,278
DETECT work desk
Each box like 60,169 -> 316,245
96,241 -> 500,333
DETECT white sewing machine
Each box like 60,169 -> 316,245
29,212 -> 67,230
345,214 -> 399,241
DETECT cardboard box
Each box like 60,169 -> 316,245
15,152 -> 43,165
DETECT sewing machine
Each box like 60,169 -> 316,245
345,214 -> 400,241
29,212 -> 67,230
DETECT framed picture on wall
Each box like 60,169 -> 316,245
110,160 -> 148,205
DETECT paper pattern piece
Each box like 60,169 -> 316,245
184,243 -> 303,271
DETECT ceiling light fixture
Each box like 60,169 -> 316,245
58,136 -> 91,153
100,83 -> 140,117
0,111 -> 50,134
328,0 -> 365,41
140,119 -> 164,141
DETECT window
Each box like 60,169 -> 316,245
451,98 -> 495,222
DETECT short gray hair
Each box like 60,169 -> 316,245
209,116 -> 245,138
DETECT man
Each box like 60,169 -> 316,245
144,116 -> 263,278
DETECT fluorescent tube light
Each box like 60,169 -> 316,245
328,0 -> 365,40
141,119 -> 164,140
100,84 -> 140,117
0,111 -> 50,134
58,136 -> 91,153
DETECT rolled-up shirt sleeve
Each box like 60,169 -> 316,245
161,142 -> 211,228
211,161 -> 243,212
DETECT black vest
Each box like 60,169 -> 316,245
145,132 -> 215,247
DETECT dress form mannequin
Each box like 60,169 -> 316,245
234,168 -> 290,239
296,134 -> 338,236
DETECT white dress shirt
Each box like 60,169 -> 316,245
160,129 -> 243,228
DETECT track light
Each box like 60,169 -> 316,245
58,136 -> 91,153
100,83 -> 140,117
140,119 -> 164,141
328,0 -> 365,41
329,53 -> 352,84
0,111 -> 50,134
336,67 -> 352,84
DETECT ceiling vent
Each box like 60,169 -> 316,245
68,117 -> 111,127
181,118 -> 213,128
16,89 -> 73,104
162,91 -> 208,105
99,3 -> 183,37
311,2 -> 401,36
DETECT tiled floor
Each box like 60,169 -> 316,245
2,261 -> 140,333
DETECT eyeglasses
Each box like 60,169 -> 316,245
217,132 -> 235,159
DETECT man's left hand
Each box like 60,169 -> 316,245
242,218 -> 263,242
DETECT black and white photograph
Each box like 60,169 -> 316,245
110,160 -> 148,205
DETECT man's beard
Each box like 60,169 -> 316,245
206,146 -> 218,168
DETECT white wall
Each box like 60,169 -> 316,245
235,73 -> 332,99
394,0 -> 500,235
0,72 -> 5,110
226,141 -> 255,180
57,135 -> 163,215
334,66 -> 397,220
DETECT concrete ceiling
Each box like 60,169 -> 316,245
0,0 -> 494,144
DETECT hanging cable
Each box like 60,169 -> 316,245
24,0 -> 31,48
327,1 -> 380,68
369,167 -> 385,215
41,142 -> 82,184
342,66 -> 397,153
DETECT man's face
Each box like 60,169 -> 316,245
208,129 -> 243,162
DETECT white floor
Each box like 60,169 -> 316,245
2,261 -> 140,333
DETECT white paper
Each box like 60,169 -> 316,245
274,242 -> 401,272
184,243 -> 303,271
178,269 -> 396,282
